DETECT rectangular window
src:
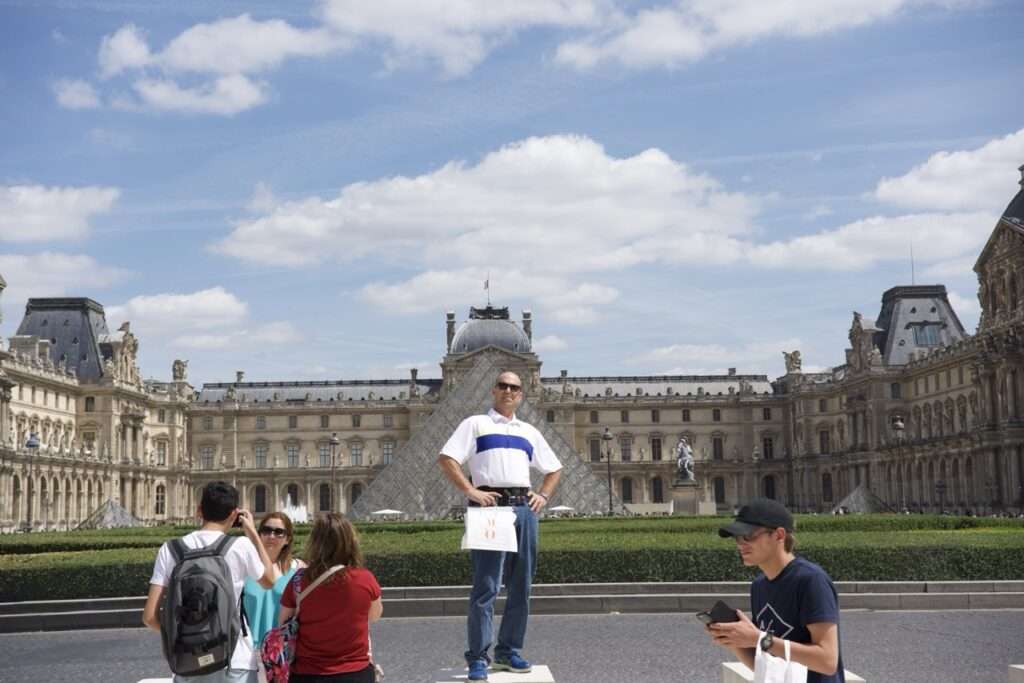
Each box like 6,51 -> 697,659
85,396 -> 95,412
958,366 -> 964,385
819,398 -> 828,413
946,369 -> 952,389
651,409 -> 660,423
157,441 -> 167,466
819,430 -> 830,454
651,437 -> 662,461
352,414 -> 361,428
763,407 -> 772,421
682,409 -> 691,422
319,443 -> 331,467
31,387 -> 36,403
320,415 -> 329,429
287,444 -> 299,468
202,416 -> 213,430
288,415 -> 298,429
712,437 -> 724,460
713,408 -> 721,422
256,415 -> 266,430
913,324 -> 941,346
382,441 -> 395,464
619,437 -> 632,462
589,439 -> 601,462
158,409 -> 166,423
589,410 -> 598,424
254,444 -> 267,468
200,446 -> 214,470
350,443 -> 363,466
925,375 -> 931,392
43,389 -> 48,406
891,383 -> 902,400
546,410 -> 555,423
762,437 -> 774,460
620,410 -> 629,423
383,414 -> 394,428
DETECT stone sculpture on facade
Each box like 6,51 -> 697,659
675,436 -> 695,481
783,350 -> 802,373
172,359 -> 188,381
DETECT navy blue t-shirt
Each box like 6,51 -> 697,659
750,556 -> 844,683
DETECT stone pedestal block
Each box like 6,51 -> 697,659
435,664 -> 555,682
671,478 -> 700,515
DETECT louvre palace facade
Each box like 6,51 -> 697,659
0,169 -> 1022,529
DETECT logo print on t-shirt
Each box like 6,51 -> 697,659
756,603 -> 794,638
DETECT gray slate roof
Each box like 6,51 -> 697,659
874,286 -> 967,366
545,374 -> 774,397
450,318 -> 531,354
1001,165 -> 1024,226
196,379 -> 443,403
15,298 -> 111,382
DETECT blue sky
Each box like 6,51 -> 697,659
1,0 -> 1022,385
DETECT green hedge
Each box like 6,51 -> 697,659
3,527 -> 1023,601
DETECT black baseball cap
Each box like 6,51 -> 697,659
719,498 -> 794,538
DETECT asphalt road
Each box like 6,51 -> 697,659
2,610 -> 1022,683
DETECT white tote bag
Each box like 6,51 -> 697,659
460,506 -> 518,552
753,638 -> 808,683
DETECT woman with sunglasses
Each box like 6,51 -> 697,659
278,512 -> 383,683
242,512 -> 304,646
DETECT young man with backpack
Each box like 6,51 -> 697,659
143,480 -> 277,683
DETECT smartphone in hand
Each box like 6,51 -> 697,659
696,600 -> 740,625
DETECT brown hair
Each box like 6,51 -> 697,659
784,530 -> 796,553
259,511 -> 295,574
303,512 -> 364,584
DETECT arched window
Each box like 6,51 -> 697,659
713,477 -> 726,504
253,485 -> 267,514
763,475 -> 776,500
620,477 -> 633,504
651,477 -> 664,503
319,483 -> 332,512
822,473 -> 833,503
155,485 -> 166,515
285,483 -> 300,508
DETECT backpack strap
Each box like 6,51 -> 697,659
168,539 -> 187,564
211,534 -> 238,557
296,565 -> 345,609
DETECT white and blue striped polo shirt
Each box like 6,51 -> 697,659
441,408 -> 562,487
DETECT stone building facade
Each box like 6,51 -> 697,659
1,168 -> 1022,527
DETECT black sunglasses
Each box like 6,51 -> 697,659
259,526 -> 288,538
495,382 -> 522,392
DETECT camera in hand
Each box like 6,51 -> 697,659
695,600 -> 740,625
232,512 -> 243,528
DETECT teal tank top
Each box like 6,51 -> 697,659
242,563 -> 299,646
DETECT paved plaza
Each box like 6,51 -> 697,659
1,610 -> 1022,683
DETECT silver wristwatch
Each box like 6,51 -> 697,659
759,631 -> 774,653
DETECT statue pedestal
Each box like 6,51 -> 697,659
670,478 -> 700,515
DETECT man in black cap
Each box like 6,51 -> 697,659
708,498 -> 844,683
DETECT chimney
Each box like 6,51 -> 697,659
728,367 -> 736,376
446,311 -> 455,351
560,369 -> 567,378
236,370 -> 245,383
522,310 -> 532,342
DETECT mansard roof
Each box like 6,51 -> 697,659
15,298 -> 111,382
974,165 -> 1024,272
1001,164 -> 1024,226
450,305 -> 532,355
874,285 -> 966,366
545,373 -> 774,397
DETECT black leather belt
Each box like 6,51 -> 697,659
469,486 -> 530,507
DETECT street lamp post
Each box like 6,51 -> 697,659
892,416 -> 906,512
22,432 -> 39,533
601,427 -> 615,516
329,432 -> 340,512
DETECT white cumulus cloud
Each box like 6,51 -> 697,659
874,128 -> 1024,212
0,185 -> 120,242
131,75 -> 268,116
53,79 -> 101,109
557,0 -> 970,70
532,334 -> 568,352
633,337 -> 804,376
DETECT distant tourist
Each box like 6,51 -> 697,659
438,370 -> 563,681
278,513 -> 382,683
143,480 -> 276,683
242,512 -> 304,647
707,498 -> 845,683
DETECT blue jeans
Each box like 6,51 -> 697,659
465,504 -> 538,665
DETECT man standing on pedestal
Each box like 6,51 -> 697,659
438,371 -> 563,681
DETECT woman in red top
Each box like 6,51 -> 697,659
279,513 -> 383,683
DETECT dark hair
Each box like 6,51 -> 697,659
260,511 -> 295,573
784,530 -> 796,553
303,513 -> 364,584
200,480 -> 239,523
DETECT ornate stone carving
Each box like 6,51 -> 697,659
172,359 -> 188,381
783,350 -> 802,373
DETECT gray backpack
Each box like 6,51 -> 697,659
160,535 -> 242,676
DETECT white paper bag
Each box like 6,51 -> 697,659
460,506 -> 518,552
754,638 -> 808,683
